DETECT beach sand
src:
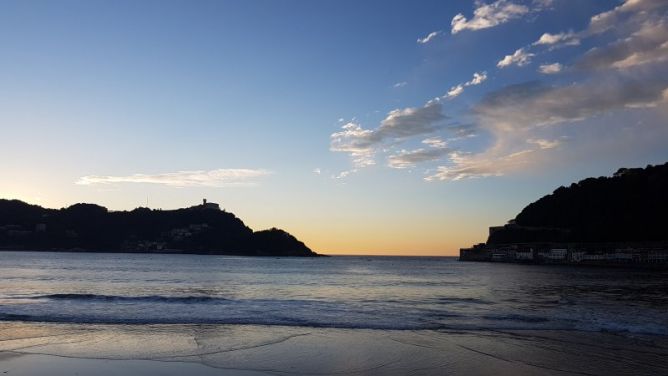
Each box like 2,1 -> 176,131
1,322 -> 667,375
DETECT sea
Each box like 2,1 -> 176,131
0,251 -> 667,375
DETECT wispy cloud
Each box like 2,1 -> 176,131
538,62 -> 563,74
442,71 -> 489,100
425,150 -> 530,181
393,81 -> 407,88
388,138 -> 450,169
588,0 -> 666,34
430,65 -> 668,181
76,169 -> 271,187
577,20 -> 668,70
451,0 -> 529,34
330,122 -> 378,168
417,31 -> 441,44
533,31 -> 580,47
448,123 -> 478,139
422,137 -> 448,148
330,101 -> 446,171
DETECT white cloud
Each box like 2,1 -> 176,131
538,62 -> 563,74
393,81 -> 407,88
440,71 -> 488,101
330,122 -> 378,168
422,137 -> 448,148
76,169 -> 271,187
425,151 -> 525,181
313,168 -> 321,175
465,71 -> 488,86
497,48 -> 535,68
451,0 -> 529,34
533,32 -> 580,46
417,31 -> 441,44
446,84 -> 464,99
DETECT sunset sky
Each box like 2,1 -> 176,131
1,0 -> 667,255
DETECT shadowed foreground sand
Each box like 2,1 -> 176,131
1,322 -> 667,375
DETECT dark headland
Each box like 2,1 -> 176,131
0,199 -> 318,257
460,162 -> 668,267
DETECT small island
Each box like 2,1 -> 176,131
460,162 -> 668,268
0,198 -> 318,257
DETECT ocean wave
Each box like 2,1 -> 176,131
18,294 -> 230,304
1,312 -> 666,336
438,297 -> 491,305
0,313 -> 437,330
481,314 -> 551,323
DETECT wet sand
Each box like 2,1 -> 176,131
1,322 -> 667,375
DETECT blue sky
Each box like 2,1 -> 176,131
1,0 -> 667,254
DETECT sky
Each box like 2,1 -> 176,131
1,0 -> 667,256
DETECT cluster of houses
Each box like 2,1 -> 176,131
460,242 -> 668,267
0,224 -> 47,238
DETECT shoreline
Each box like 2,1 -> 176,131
1,322 -> 667,376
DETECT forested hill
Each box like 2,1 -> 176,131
488,162 -> 668,244
0,200 -> 317,257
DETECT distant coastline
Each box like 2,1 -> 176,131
460,162 -> 668,268
0,199 -> 319,257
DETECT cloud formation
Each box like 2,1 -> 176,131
465,71 -> 488,86
422,137 -> 448,148
77,169 -> 271,187
330,122 -> 378,168
429,0 -> 668,181
425,150 -> 528,181
533,31 -> 580,46
577,20 -> 668,70
417,31 -> 441,44
497,48 -> 534,67
442,71 -> 488,100
446,84 -> 464,99
588,0 -> 666,34
430,65 -> 668,181
331,101 -> 446,168
388,138 -> 450,169
477,73 -> 668,128
538,62 -> 563,74
332,0 -> 668,183
451,0 -> 529,34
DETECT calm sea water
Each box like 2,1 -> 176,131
0,251 -> 666,334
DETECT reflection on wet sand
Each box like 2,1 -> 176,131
1,322 -> 667,376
